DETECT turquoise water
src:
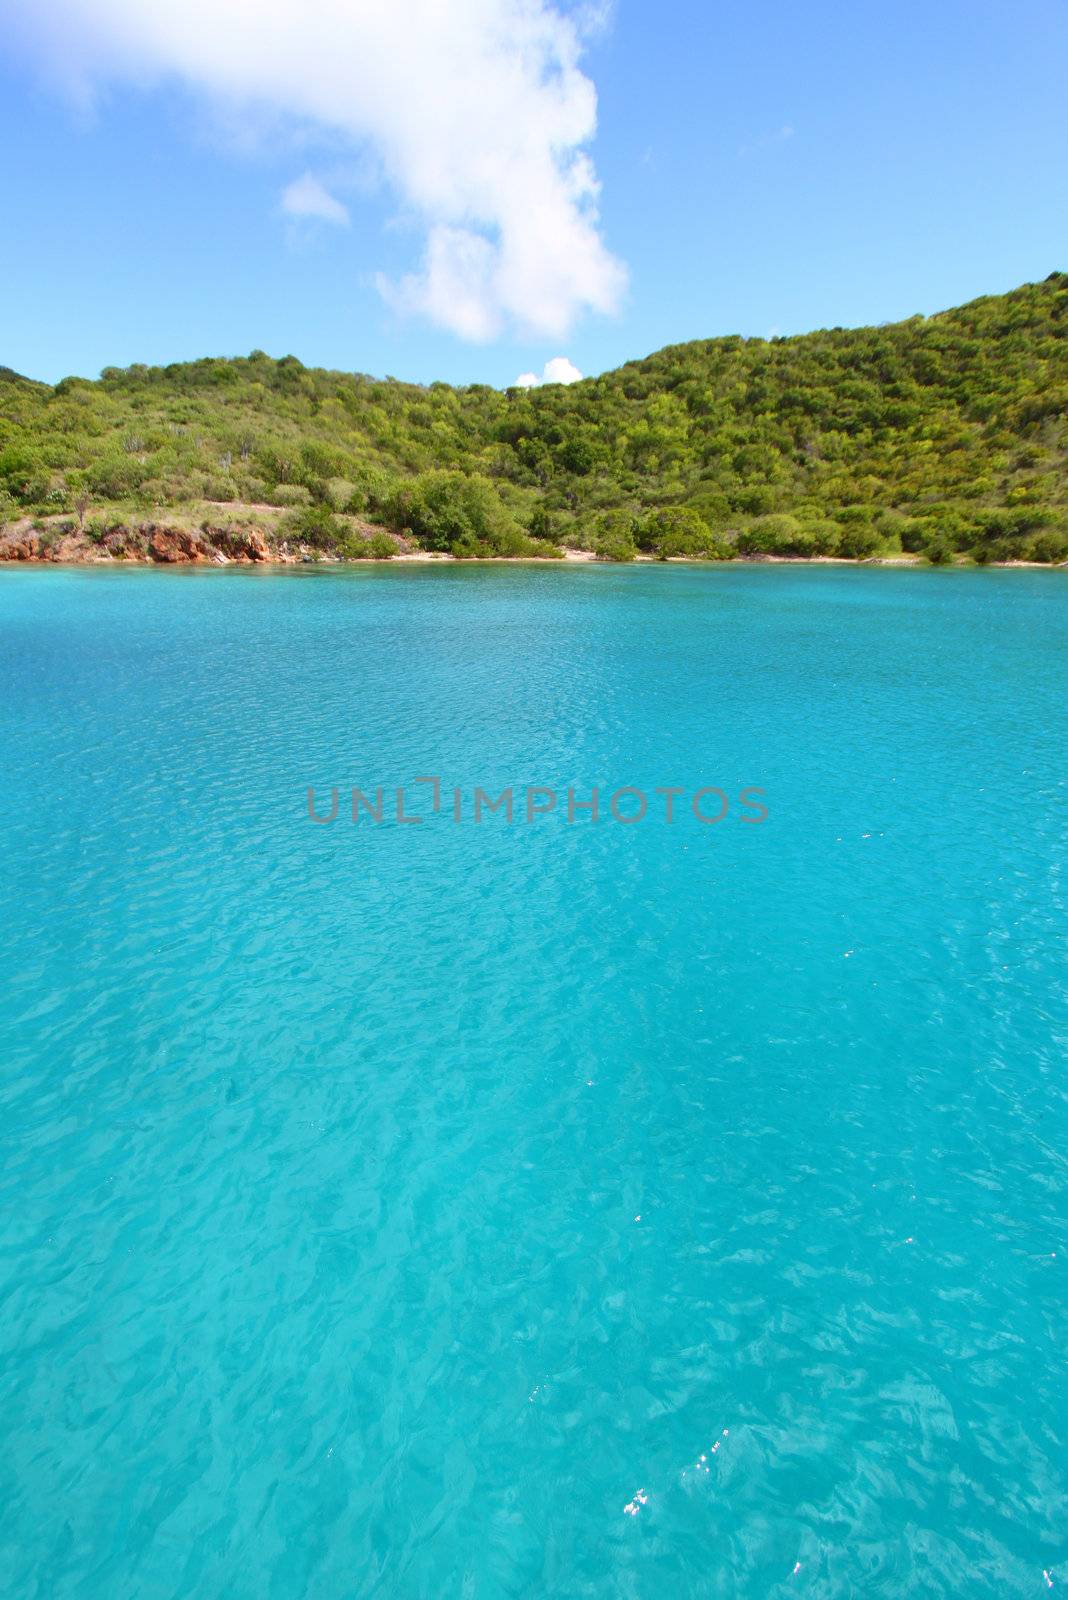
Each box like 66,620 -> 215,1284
0,564 -> 1065,1599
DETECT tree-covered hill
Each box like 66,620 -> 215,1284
2,273 -> 1067,562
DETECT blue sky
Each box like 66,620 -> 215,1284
1,0 -> 1065,387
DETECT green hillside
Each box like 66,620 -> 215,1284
2,273 -> 1067,562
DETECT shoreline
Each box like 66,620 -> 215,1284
4,509 -> 1066,573
2,550 -> 1064,572
1,517 -> 1064,573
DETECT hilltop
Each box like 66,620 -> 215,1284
1,273 -> 1066,564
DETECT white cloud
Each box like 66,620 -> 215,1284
281,173 -> 349,226
515,356 -> 583,387
4,0 -> 626,343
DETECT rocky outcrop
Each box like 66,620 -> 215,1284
147,526 -> 212,563
145,523 -> 272,563
103,527 -> 148,561
53,533 -> 95,562
201,525 -> 271,563
0,516 -> 404,565
0,520 -> 279,564
0,532 -> 42,561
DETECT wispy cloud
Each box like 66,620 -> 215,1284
514,356 -> 583,387
739,124 -> 795,157
281,173 -> 349,226
3,0 -> 626,344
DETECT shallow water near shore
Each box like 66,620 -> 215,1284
0,564 -> 1065,1599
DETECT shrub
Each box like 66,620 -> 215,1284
281,504 -> 345,550
593,528 -> 637,562
876,508 -> 924,551
351,470 -> 394,518
802,520 -> 841,555
203,479 -> 239,503
987,536 -> 1029,562
979,504 -> 1058,542
384,469 -> 524,554
528,504 -> 564,542
0,447 -> 52,504
737,513 -> 802,556
635,506 -> 717,558
270,484 -> 313,509
899,520 -> 928,553
326,477 -> 356,511
733,483 -> 781,516
588,509 -> 637,562
364,532 -> 397,560
449,528 -> 560,560
88,455 -> 151,499
1029,531 -> 1068,563
913,503 -> 983,551
655,527 -> 729,559
923,536 -> 956,565
836,524 -> 881,559
686,489 -> 732,529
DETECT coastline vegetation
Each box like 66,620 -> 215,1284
1,274 -> 1066,564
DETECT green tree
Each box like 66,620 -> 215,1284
282,504 -> 345,550
385,470 -> 523,553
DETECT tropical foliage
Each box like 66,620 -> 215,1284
2,275 -> 1067,561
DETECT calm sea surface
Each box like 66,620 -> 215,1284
0,564 -> 1065,1598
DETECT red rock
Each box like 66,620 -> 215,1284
0,533 -> 42,561
148,526 -> 210,563
52,535 -> 87,562
208,526 -> 272,563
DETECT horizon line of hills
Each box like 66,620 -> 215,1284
2,272 -> 1066,564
